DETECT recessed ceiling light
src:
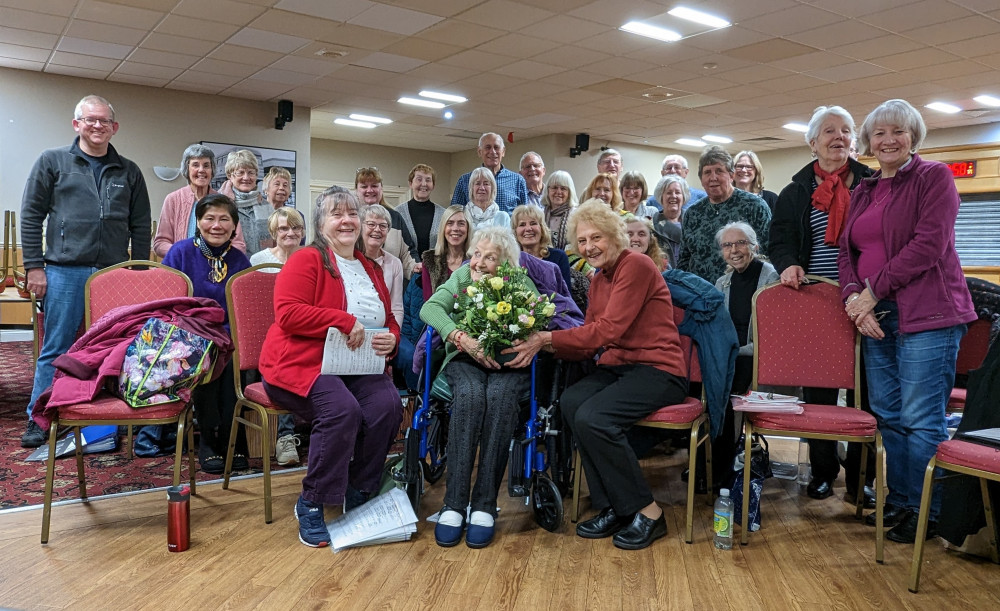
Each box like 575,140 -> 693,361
783,122 -> 809,133
349,113 -> 392,124
419,90 -> 467,104
703,134 -> 732,144
334,118 -> 375,129
398,96 -> 445,109
675,138 -> 706,147
926,102 -> 962,114
443,111 -> 454,119
668,6 -> 731,29
620,21 -> 681,43
973,95 -> 1000,107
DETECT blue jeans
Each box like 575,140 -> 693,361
862,302 -> 965,519
27,264 -> 97,417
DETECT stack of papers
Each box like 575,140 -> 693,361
326,487 -> 418,552
26,425 -> 118,461
732,391 -> 805,414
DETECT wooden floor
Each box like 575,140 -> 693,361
1,442 -> 998,611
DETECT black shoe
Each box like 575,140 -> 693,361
844,485 -> 877,510
231,454 -> 250,472
613,512 -> 668,550
344,487 -> 369,512
806,478 -> 834,500
576,506 -> 632,539
886,511 -> 937,544
21,420 -> 46,448
865,503 -> 908,527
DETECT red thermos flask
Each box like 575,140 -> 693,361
167,484 -> 190,552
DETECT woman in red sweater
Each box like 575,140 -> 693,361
259,186 -> 402,549
510,199 -> 687,550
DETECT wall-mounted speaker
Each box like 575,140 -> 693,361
570,132 -> 590,158
275,99 -> 293,130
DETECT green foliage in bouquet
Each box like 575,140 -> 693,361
454,262 -> 557,358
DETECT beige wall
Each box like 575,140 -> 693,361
0,68 -> 311,223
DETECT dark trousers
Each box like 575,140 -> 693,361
194,361 -> 247,459
263,374 -> 402,505
562,364 -> 687,516
442,358 -> 530,517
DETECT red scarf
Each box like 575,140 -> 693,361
810,161 -> 852,246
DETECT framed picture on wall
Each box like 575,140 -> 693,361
201,141 -> 298,208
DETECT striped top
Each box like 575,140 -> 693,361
806,177 -> 840,280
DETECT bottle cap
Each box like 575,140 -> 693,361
720,488 -> 730,497
167,485 -> 191,502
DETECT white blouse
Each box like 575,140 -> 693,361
335,253 -> 386,329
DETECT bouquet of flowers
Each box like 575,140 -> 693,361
454,262 -> 557,361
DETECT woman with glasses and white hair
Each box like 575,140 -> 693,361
154,143 -> 247,257
840,99 -> 976,544
218,149 -> 271,256
465,167 -> 511,232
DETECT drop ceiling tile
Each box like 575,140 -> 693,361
223,80 -> 291,101
166,81 -> 228,95
901,15 -> 999,46
785,21 -> 887,51
715,64 -> 797,86
209,43 -> 284,66
44,64 -> 110,79
249,10 -> 349,42
756,73 -> 833,94
567,0 -> 665,26
0,42 -> 51,62
325,65 -> 399,85
739,4 -> 844,37
0,7 -> 68,34
273,0 -> 372,21
379,0 -> 482,18
292,42 -> 369,64
770,50 -> 853,74
270,85 -> 336,107
454,71 -> 525,94
268,55 -> 342,76
939,33 -> 1000,59
114,61 -> 184,79
156,15 -> 240,42
350,52 -> 426,73
475,33 -> 561,60
405,61 -> 478,84
77,0 -> 164,29
493,59 -> 564,80
251,66 -> 319,86
93,0 -> 174,11
859,0 -> 973,32
382,38 -> 464,62
530,46 -> 606,70
0,26 -> 58,49
440,48 -> 514,71
50,50 -> 120,70
831,35 -> 922,61
174,0 -> 268,26
228,28 -> 309,54
174,69 -> 244,88
685,27 -> 774,54
141,33 -> 220,56
107,73 -> 170,87
415,19 -> 504,47
64,19 -> 146,46
806,60 -> 890,83
127,48 -> 199,69
541,69 -> 615,90
455,0 -> 553,31
191,57 -> 260,78
872,48 -> 961,72
581,57 -> 659,79
323,24 -> 404,50
0,57 -> 44,71
348,4 -> 443,35
584,29 -> 658,57
57,36 -> 133,59
519,15 -> 608,44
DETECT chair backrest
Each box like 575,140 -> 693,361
225,264 -> 282,373
752,276 -> 858,391
956,318 -> 992,375
85,260 -> 193,327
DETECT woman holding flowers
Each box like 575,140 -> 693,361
511,199 -> 687,550
419,226 -> 555,550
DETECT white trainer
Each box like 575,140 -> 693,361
275,434 -> 300,466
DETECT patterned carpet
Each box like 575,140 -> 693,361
0,342 -> 265,511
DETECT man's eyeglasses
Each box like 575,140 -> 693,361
364,221 -> 389,232
77,116 -> 114,127
721,239 -> 750,250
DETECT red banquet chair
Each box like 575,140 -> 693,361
222,263 -> 292,524
947,319 -> 992,411
41,260 -> 196,544
740,276 -> 885,563
571,305 -> 712,544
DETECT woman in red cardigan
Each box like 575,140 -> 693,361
259,186 -> 402,549
511,199 -> 687,550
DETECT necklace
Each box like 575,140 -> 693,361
873,187 -> 892,207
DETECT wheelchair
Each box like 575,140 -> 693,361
397,327 -> 575,532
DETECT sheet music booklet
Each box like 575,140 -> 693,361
321,326 -> 388,376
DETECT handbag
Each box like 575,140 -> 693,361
730,433 -> 772,532
118,317 -> 215,408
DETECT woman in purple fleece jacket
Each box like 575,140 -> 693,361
839,99 -> 976,544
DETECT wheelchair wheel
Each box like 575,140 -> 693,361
532,474 -> 563,532
403,428 -> 423,511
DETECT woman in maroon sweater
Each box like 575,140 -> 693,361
510,199 -> 686,550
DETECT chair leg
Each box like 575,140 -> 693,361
908,456 -> 938,592
186,410 -> 197,495
41,421 -> 60,544
571,450 -> 583,522
703,424 -> 713,506
856,442 -> 870,519
172,415 -> 186,487
126,426 -> 134,460
980,477 -> 999,564
684,422 -> 699,544
740,427 -> 752,545
74,427 -> 86,499
875,433 -> 885,564
223,403 -> 242,490
260,408 -> 273,524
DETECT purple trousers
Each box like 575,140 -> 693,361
263,374 -> 402,505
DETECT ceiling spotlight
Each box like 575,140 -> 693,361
349,113 -> 391,124
926,102 -> 962,114
668,6 -> 731,29
675,138 -> 706,147
419,90 -> 467,103
620,21 -> 681,43
398,96 -> 445,109
443,111 -> 454,119
335,118 -> 376,128
703,134 -> 732,144
973,94 -> 1000,107
783,122 -> 809,133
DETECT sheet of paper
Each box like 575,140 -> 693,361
732,396 -> 805,414
964,428 -> 1000,443
320,327 -> 389,376
326,488 -> 418,552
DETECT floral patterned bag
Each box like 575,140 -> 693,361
119,317 -> 215,408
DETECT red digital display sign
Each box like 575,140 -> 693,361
946,160 -> 976,178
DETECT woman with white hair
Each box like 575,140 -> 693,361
419,225 -> 535,550
650,174 -> 688,268
465,167 -> 511,232
541,170 -> 578,250
154,143 -> 247,256
219,149 -> 270,255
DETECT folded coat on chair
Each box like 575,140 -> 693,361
31,296 -> 234,431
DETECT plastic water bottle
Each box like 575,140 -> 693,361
714,489 -> 734,550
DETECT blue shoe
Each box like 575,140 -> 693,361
434,508 -> 465,547
465,523 -> 495,548
294,495 -> 331,548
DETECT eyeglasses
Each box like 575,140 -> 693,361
231,169 -> 256,178
734,164 -> 755,171
521,163 -> 543,170
364,221 -> 389,232
277,226 -> 303,234
77,116 -> 114,127
721,239 -> 750,250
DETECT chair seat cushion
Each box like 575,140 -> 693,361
639,397 -> 704,425
244,382 -> 284,410
58,393 -> 186,421
937,439 -> 1000,472
948,387 -> 966,411
749,404 -> 877,437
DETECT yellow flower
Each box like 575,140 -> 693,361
489,277 -> 504,290
487,310 -> 498,321
542,303 -> 556,317
466,285 -> 478,296
496,301 -> 511,315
